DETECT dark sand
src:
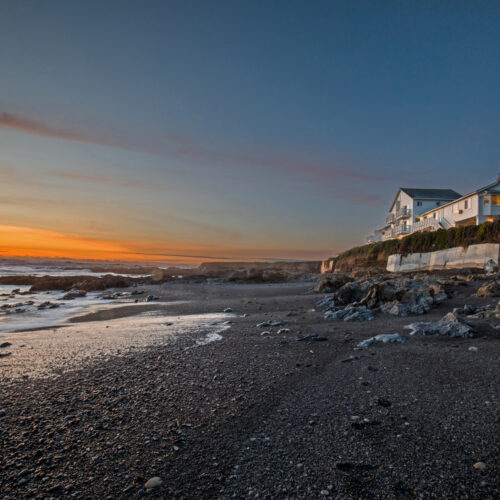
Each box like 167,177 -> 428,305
0,279 -> 498,499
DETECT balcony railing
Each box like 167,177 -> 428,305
382,229 -> 394,240
396,207 -> 411,219
394,224 -> 411,235
413,218 -> 440,232
386,213 -> 395,224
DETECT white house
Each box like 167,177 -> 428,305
368,188 -> 461,242
414,180 -> 500,232
367,177 -> 500,243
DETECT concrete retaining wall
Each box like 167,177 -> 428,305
387,243 -> 500,272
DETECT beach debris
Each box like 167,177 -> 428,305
277,328 -> 290,334
468,346 -> 478,352
145,294 -> 159,302
406,312 -> 476,338
355,333 -> 405,349
473,462 -> 486,471
144,477 -> 163,490
223,308 -> 233,313
257,320 -> 287,328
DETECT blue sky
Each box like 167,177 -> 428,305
0,1 -> 499,262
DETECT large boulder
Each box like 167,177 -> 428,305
407,312 -> 476,338
334,282 -> 366,305
314,274 -> 353,293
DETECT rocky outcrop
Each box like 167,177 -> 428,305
406,312 -> 476,338
476,280 -> 500,297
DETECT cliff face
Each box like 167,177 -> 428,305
332,251 -> 390,273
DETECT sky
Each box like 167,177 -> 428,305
0,1 -> 499,264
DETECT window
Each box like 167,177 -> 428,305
417,201 -> 422,206
464,199 -> 468,209
492,195 -> 500,205
484,196 -> 490,205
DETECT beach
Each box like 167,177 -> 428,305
0,278 -> 498,499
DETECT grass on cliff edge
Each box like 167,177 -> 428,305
331,220 -> 500,264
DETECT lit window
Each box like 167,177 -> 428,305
492,195 -> 500,205
484,196 -> 490,205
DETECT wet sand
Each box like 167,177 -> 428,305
0,280 -> 499,499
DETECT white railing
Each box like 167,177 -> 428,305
394,224 -> 411,235
396,207 -> 411,219
382,229 -> 394,240
439,217 -> 452,229
386,213 -> 395,224
413,218 -> 440,232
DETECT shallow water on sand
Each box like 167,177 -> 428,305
0,310 -> 231,380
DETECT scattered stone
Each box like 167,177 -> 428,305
468,346 -> 478,352
0,342 -> 12,348
356,333 -> 405,349
277,328 -> 290,334
281,334 -> 327,344
145,295 -> 159,302
377,397 -> 391,407
0,351 -> 12,358
144,477 -> 163,490
473,462 -> 486,471
223,308 -> 233,313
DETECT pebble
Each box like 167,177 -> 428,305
223,308 -> 233,313
144,477 -> 163,489
0,342 -> 12,348
473,462 -> 486,471
468,346 -> 478,352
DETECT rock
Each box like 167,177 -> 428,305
473,462 -> 486,471
281,334 -> 327,344
356,333 -> 405,349
256,320 -> 287,328
314,274 -> 353,293
145,295 -> 159,302
62,289 -> 87,300
0,342 -> 12,348
377,397 -> 391,407
484,259 -> 498,273
334,282 -> 366,305
223,308 -> 233,313
468,346 -> 478,352
0,352 -> 12,357
476,281 -> 500,297
407,312 -> 476,338
277,328 -> 290,334
0,409 -> 6,417
457,268 -> 472,275
144,477 -> 163,489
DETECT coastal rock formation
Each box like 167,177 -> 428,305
476,280 -> 500,297
406,312 -> 476,338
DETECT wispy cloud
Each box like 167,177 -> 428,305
1,110 -> 385,185
49,171 -> 162,191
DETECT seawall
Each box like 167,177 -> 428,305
387,243 -> 500,272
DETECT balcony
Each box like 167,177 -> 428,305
382,229 -> 394,240
386,213 -> 395,224
396,207 -> 411,219
394,224 -> 411,235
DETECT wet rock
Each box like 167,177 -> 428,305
145,295 -> 159,302
0,342 -> 12,348
457,268 -> 472,275
407,312 -> 476,338
0,351 -> 12,357
223,308 -> 233,313
281,334 -> 327,344
356,333 -> 405,349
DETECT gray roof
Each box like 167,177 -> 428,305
400,188 -> 462,200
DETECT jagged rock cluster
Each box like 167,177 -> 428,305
406,312 -> 476,338
317,274 -> 452,321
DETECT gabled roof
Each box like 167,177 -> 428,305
419,181 -> 500,217
390,188 -> 462,211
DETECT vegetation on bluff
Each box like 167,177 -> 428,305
329,220 -> 500,272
